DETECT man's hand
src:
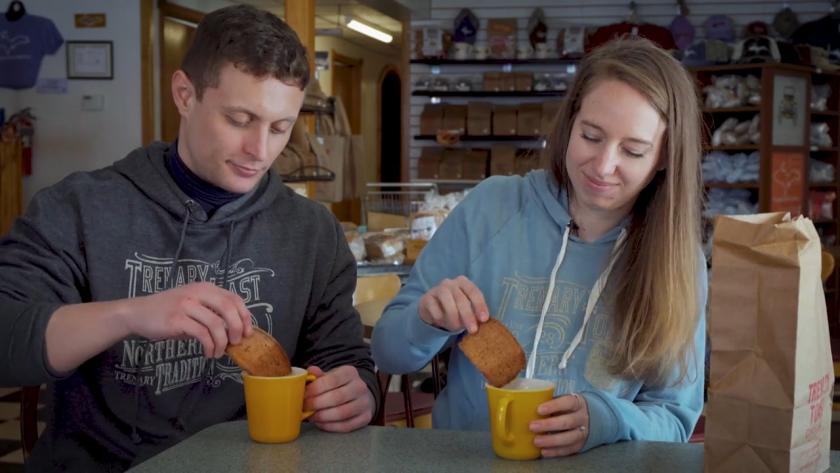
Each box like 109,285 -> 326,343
123,282 -> 253,358
304,365 -> 375,432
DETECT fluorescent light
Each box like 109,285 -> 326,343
346,19 -> 392,44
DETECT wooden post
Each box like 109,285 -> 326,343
284,0 -> 315,78
284,0 -> 318,199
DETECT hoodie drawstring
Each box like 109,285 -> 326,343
525,224 -> 627,379
172,221 -> 236,434
221,222 -> 235,290
131,200 -> 194,445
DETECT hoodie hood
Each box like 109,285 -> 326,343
113,141 -> 288,226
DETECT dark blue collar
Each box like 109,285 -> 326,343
164,140 -> 243,214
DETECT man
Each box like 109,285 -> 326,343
0,5 -> 377,471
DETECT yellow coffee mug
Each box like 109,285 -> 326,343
486,378 -> 555,460
243,367 -> 317,443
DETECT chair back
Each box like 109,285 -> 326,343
354,273 -> 445,427
822,250 -> 835,283
20,385 -> 40,459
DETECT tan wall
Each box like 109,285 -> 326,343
314,36 -> 401,185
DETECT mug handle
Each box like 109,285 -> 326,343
495,397 -> 515,444
301,373 -> 318,420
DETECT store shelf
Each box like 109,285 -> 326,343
813,218 -> 837,224
300,99 -> 334,114
811,147 -> 840,152
704,182 -> 759,189
412,90 -> 565,98
703,145 -> 760,151
810,183 -> 839,188
702,107 -> 760,113
812,110 -> 840,117
411,58 -> 578,66
413,134 -> 543,142
412,178 -> 483,185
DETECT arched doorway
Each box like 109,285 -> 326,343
378,67 -> 401,183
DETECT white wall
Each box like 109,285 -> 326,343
0,89 -> 17,122
1,0 -> 141,207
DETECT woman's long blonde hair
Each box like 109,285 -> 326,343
547,38 -> 703,386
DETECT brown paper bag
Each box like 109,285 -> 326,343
313,134 -> 346,203
705,213 -> 832,473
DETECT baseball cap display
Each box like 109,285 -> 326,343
669,15 -> 695,50
732,35 -> 781,64
681,39 -> 730,67
528,8 -> 548,48
453,8 -> 478,44
703,15 -> 735,42
744,21 -> 770,37
588,22 -> 676,52
772,7 -> 800,39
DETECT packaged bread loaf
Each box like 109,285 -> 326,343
409,210 -> 448,241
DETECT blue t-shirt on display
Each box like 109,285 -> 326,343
0,14 -> 63,89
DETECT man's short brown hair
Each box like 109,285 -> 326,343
181,4 -> 310,99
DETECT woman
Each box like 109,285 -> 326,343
371,37 -> 706,457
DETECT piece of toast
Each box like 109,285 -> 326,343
458,318 -> 525,387
225,326 -> 292,377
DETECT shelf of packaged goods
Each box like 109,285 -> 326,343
411,90 -> 565,98
702,107 -> 761,113
410,58 -> 578,66
413,134 -> 543,142
703,145 -> 760,152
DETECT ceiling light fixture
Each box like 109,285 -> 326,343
346,18 -> 392,44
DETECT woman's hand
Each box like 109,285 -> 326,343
529,393 -> 590,457
418,276 -> 489,333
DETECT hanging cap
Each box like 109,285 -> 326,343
772,7 -> 800,39
670,15 -> 695,50
703,15 -> 735,42
453,8 -> 479,44
732,35 -> 781,64
744,21 -> 770,38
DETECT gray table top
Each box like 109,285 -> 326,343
129,421 -> 840,473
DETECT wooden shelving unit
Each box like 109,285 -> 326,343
694,63 -> 840,336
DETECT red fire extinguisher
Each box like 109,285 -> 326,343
7,109 -> 35,176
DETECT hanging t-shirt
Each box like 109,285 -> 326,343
0,14 -> 63,89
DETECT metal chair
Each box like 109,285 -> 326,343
355,274 -> 446,427
20,385 -> 41,460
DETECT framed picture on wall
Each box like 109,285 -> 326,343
771,73 -> 807,146
66,41 -> 113,79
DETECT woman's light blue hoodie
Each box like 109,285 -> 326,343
371,170 -> 707,451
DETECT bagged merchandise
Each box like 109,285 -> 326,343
705,213 -> 832,473
342,223 -> 366,263
363,232 -> 406,265
409,210 -> 448,241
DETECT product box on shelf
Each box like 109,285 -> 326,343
490,144 -> 516,176
420,104 -> 444,135
467,102 -> 493,136
493,105 -> 518,136
462,149 -> 489,179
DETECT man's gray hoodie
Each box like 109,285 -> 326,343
0,142 -> 379,471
